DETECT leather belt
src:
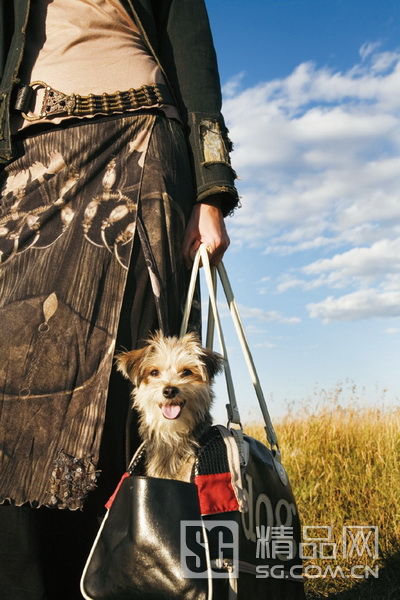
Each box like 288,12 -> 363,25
16,81 -> 174,122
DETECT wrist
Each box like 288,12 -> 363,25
197,195 -> 222,210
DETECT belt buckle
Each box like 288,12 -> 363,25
21,81 -> 76,122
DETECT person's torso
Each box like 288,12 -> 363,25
15,0 -> 179,130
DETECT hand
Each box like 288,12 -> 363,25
182,201 -> 230,268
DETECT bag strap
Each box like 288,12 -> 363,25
180,244 -> 279,451
180,245 -> 241,427
214,260 -> 279,450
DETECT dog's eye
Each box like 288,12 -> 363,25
150,369 -> 159,377
181,369 -> 193,377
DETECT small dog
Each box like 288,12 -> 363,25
116,331 -> 223,481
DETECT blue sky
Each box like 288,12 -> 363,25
203,0 -> 400,423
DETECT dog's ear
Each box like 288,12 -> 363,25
201,348 -> 224,381
115,347 -> 148,385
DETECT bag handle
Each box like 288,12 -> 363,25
180,244 -> 279,450
180,244 -> 241,427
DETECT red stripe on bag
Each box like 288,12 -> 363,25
105,472 -> 130,510
194,472 -> 239,515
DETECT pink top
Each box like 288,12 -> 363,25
16,0 -> 179,130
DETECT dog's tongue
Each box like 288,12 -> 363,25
161,404 -> 182,419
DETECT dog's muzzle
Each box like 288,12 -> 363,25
159,389 -> 186,419
163,386 -> 179,399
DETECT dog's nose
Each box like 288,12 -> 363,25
163,386 -> 179,399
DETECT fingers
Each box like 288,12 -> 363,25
188,239 -> 201,265
182,213 -> 198,268
182,233 -> 202,269
181,202 -> 230,268
205,234 -> 230,266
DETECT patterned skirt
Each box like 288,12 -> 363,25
0,111 -> 199,509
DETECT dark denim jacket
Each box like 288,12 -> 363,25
0,0 -> 239,214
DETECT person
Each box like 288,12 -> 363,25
0,1 -> 239,597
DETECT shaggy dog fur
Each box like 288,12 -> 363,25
116,332 -> 223,481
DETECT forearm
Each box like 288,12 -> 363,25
158,0 -> 239,215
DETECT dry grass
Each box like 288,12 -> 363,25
244,393 -> 400,599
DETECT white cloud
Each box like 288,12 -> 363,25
265,235 -> 337,256
382,273 -> 400,291
276,277 -> 305,293
244,324 -> 269,335
224,47 -> 400,246
274,238 -> 400,298
236,304 -> 301,325
307,290 -> 400,322
371,51 -> 400,73
223,44 -> 400,321
222,71 -> 245,98
303,238 -> 400,285
359,41 -> 381,61
202,301 -> 299,326
254,341 -> 276,349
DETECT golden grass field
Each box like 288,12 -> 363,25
245,397 -> 400,599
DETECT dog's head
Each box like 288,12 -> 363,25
116,331 -> 223,436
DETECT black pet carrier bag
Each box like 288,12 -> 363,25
81,244 -> 305,600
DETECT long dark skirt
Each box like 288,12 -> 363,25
0,110 -> 199,510
0,111 -> 201,598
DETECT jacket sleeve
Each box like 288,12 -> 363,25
156,0 -> 239,216
0,0 -> 30,164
